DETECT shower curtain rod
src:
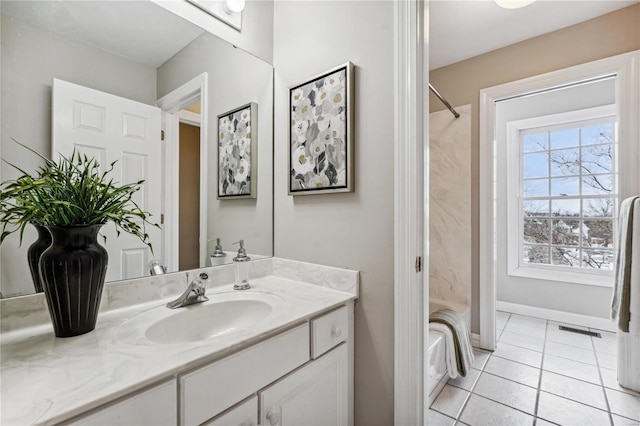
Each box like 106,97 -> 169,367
429,83 -> 460,119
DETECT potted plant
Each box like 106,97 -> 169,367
0,142 -> 159,337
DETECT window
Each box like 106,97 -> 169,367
507,106 -> 617,284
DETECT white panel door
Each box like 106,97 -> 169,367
52,79 -> 163,282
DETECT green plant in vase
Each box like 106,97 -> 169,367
0,141 -> 160,337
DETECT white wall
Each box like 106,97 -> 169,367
0,13 -> 157,297
152,0 -> 274,64
157,32 -> 274,258
495,78 -> 615,318
273,2 -> 394,424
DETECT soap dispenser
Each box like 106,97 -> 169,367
233,240 -> 251,290
209,238 -> 227,266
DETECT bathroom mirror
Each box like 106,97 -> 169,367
0,0 -> 274,298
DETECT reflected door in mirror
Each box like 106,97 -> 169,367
52,79 -> 163,282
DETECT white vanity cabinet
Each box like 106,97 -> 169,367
65,303 -> 353,426
258,303 -> 350,426
69,380 -> 177,425
180,323 -> 311,425
260,344 -> 349,426
188,304 -> 353,426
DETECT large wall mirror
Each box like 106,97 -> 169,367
0,0 -> 274,298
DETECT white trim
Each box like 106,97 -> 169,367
177,110 -> 202,127
161,112 -> 180,272
471,333 -> 480,348
496,301 -> 616,332
480,51 -> 640,352
479,89 -> 497,351
615,52 -> 640,203
394,0 -> 427,425
508,266 -> 613,287
162,109 -> 201,271
156,72 -> 209,270
506,106 -> 617,287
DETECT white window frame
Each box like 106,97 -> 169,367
506,105 -> 617,287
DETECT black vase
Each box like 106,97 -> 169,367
39,224 -> 108,338
27,224 -> 52,293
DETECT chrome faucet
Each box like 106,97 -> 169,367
166,272 -> 210,309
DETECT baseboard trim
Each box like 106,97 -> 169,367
471,333 -> 480,348
496,301 -> 616,332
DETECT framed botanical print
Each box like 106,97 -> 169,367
218,102 -> 257,199
289,62 -> 354,195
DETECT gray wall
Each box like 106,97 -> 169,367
157,32 -> 274,258
0,13 -> 156,297
273,2 -> 394,424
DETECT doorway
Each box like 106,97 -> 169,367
178,115 -> 201,270
479,51 -> 640,349
156,73 -> 209,273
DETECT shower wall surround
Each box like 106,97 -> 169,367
429,104 -> 472,306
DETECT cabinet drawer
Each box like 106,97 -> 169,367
180,323 -> 309,425
70,380 -> 176,425
204,395 -> 258,426
311,306 -> 348,359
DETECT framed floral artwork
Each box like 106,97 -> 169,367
289,62 -> 354,195
218,102 -> 257,199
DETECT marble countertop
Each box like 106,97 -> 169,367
0,275 -> 356,425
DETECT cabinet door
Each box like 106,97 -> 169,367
260,344 -> 348,426
69,380 -> 176,425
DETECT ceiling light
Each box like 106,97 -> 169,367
495,0 -> 536,9
186,0 -> 243,30
223,0 -> 245,14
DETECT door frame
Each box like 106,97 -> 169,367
156,72 -> 209,272
478,51 -> 640,350
177,109 -> 202,127
394,0 -> 429,424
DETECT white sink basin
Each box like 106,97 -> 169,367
146,299 -> 272,344
116,292 -> 285,345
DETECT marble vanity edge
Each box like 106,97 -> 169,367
0,257 -> 359,334
271,257 -> 359,297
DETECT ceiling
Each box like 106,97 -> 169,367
429,0 -> 639,70
0,1 -> 205,68
3,0 -> 637,71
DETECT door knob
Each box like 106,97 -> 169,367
266,410 -> 280,425
331,325 -> 342,337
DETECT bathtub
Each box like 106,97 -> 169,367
427,298 -> 471,406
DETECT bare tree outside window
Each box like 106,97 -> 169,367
521,120 -> 615,271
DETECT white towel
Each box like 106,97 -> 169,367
612,196 -> 640,332
429,322 -> 462,379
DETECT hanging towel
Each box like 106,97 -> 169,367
612,195 -> 640,333
429,309 -> 474,378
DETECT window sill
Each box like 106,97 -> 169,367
508,265 -> 614,288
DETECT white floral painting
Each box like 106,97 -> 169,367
218,102 -> 257,199
289,62 -> 354,195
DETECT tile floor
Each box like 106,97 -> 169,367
429,311 -> 640,426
